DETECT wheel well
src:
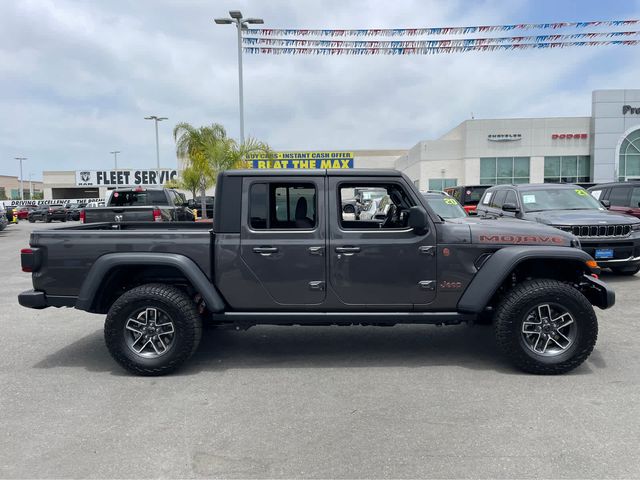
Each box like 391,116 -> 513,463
91,265 -> 196,314
486,258 -> 588,311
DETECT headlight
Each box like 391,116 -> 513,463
632,223 -> 640,231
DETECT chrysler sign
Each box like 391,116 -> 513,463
487,133 -> 522,142
76,169 -> 178,186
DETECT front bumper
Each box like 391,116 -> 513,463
580,237 -> 640,268
581,275 -> 615,310
18,290 -> 76,309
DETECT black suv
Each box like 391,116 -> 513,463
477,183 -> 640,275
28,204 -> 67,223
588,182 -> 640,220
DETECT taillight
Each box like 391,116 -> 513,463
80,209 -> 86,223
153,208 -> 162,222
48,207 -> 53,213
20,248 -> 39,272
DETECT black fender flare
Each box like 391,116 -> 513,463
457,246 -> 593,313
76,252 -> 226,313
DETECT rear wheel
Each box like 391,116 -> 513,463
609,265 -> 640,276
28,217 -> 35,223
494,279 -> 598,375
45,217 -> 51,223
104,284 -> 202,375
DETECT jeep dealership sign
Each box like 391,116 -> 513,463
76,169 -> 178,186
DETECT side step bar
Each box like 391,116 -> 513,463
211,311 -> 474,327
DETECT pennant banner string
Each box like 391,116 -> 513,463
243,30 -> 640,48
244,40 -> 640,55
246,19 -> 640,37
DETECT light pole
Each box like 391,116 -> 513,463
144,115 -> 168,169
110,151 -> 120,187
214,10 -> 264,143
28,173 -> 33,200
15,157 -> 26,200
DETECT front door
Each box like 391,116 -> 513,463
328,177 -> 437,308
239,176 -> 326,307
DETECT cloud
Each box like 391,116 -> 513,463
0,0 -> 639,178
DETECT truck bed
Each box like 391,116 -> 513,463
29,222 -> 213,298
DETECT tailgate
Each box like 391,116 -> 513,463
83,207 -> 157,223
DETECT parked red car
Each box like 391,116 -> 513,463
15,205 -> 37,220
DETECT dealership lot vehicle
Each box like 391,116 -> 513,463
422,191 -> 468,219
27,204 -> 67,223
0,206 -> 8,231
15,204 -> 37,220
444,185 -> 490,214
64,203 -> 87,221
82,187 -> 195,223
478,184 -> 640,275
589,181 -> 640,219
20,169 -> 613,376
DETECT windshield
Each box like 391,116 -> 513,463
424,195 -> 467,219
109,190 -> 167,207
521,188 -> 603,212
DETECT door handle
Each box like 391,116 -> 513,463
253,246 -> 279,256
335,246 -> 361,255
308,246 -> 324,256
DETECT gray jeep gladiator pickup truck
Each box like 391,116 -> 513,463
19,169 -> 614,376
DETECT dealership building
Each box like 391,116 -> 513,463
34,89 -> 640,200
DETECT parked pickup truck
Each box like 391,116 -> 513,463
19,169 -> 614,376
82,187 -> 195,223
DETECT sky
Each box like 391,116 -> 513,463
2,0 -> 640,180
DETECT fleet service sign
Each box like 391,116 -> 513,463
247,151 -> 354,169
76,169 -> 178,186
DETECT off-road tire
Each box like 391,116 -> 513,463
494,279 -> 598,375
104,283 -> 202,376
609,265 -> 640,276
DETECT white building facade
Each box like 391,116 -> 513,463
398,89 -> 640,190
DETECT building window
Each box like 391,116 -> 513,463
428,178 -> 457,191
480,157 -> 530,185
413,179 -> 420,190
619,129 -> 640,181
544,156 -> 590,183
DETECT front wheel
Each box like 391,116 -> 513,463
494,279 -> 598,375
104,284 -> 202,375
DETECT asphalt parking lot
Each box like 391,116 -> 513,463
1,220 -> 639,479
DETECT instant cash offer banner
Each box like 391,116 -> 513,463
247,151 -> 354,169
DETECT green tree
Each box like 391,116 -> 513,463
165,165 -> 200,200
173,122 -> 272,218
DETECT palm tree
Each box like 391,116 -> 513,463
165,165 -> 200,200
173,122 -> 273,219
173,122 -> 227,219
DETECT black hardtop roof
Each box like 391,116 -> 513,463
487,183 -> 585,191
221,168 -> 403,177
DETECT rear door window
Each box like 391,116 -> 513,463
490,190 -> 507,209
110,190 -> 168,206
249,183 -> 317,230
609,186 -> 632,207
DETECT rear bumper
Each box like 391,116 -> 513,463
18,290 -> 76,309
581,275 -> 615,310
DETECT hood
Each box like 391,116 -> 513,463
444,216 -> 575,247
531,209 -> 640,226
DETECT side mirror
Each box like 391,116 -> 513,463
408,205 -> 429,234
342,204 -> 356,214
502,203 -> 520,213
601,200 -> 611,208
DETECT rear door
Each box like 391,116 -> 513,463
328,176 -> 437,308
239,176 -> 326,307
628,187 -> 640,219
607,185 -> 633,215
